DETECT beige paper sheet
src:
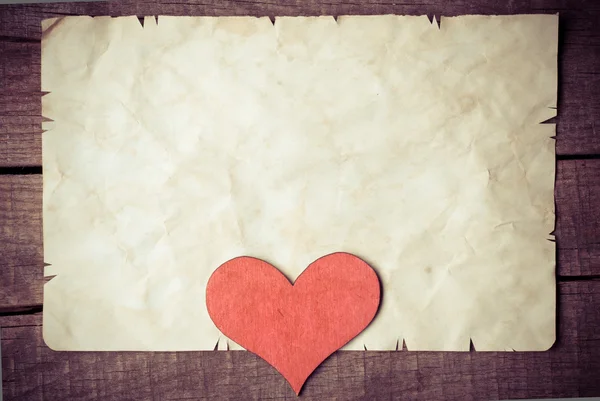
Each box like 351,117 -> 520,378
42,14 -> 557,351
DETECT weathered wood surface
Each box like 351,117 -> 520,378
1,281 -> 599,400
0,0 -> 600,166
1,1 -> 600,400
556,160 -> 600,277
0,160 -> 596,312
0,175 -> 43,312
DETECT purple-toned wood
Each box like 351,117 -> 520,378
1,1 -> 599,400
1,160 -> 599,312
1,0 -> 600,165
1,281 -> 599,400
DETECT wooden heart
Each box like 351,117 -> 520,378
206,252 -> 380,394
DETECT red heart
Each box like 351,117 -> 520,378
206,252 -> 380,394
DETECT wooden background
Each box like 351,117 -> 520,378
1,0 -> 599,399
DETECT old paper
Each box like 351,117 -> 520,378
42,15 -> 557,351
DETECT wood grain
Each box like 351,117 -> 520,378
0,39 -> 42,167
1,1 -> 600,399
2,280 -> 599,401
0,175 -> 43,312
1,159 -> 599,311
1,0 -> 600,166
556,160 -> 600,276
0,93 -> 42,167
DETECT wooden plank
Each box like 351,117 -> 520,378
555,160 -> 600,276
2,281 -> 599,400
0,159 -> 599,310
0,93 -> 42,167
0,41 -> 40,92
0,160 -> 598,310
1,0 -> 600,167
0,175 -> 43,312
0,133 -> 41,167
0,39 -> 42,167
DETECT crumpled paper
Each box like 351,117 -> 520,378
41,14 -> 557,351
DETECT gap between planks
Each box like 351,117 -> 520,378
1,276 -> 599,316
